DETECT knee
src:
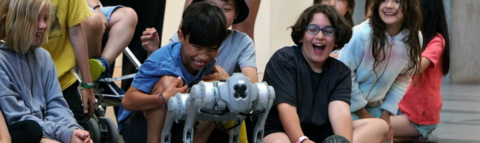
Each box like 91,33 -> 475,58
367,118 -> 389,136
263,133 -> 290,143
83,12 -> 106,34
123,7 -> 138,24
264,137 -> 288,143
115,7 -> 138,26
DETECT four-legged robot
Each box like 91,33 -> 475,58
161,73 -> 275,143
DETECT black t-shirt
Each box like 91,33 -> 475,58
263,46 -> 352,142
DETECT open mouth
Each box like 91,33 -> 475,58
313,43 -> 325,55
193,60 -> 206,68
35,33 -> 42,38
384,12 -> 396,16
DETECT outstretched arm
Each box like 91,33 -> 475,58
69,24 -> 96,118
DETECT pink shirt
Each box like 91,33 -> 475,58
399,34 -> 445,125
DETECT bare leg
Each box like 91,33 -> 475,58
145,109 -> 216,143
102,7 -> 138,64
82,12 -> 106,59
193,121 -> 215,143
144,108 -> 168,143
353,118 -> 389,143
391,115 -> 421,142
263,132 -> 290,143
232,0 -> 261,41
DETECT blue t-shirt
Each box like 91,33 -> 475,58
117,42 -> 215,131
169,30 -> 256,76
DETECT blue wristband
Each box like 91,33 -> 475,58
158,93 -> 166,108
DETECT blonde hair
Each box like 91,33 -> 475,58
0,0 -> 51,54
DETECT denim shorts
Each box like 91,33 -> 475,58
397,109 -> 438,137
89,5 -> 124,23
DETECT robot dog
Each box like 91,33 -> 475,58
161,73 -> 275,143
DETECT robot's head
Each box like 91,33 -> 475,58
233,84 -> 247,99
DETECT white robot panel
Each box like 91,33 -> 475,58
161,73 -> 275,143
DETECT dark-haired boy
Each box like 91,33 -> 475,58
117,2 -> 229,143
143,0 -> 257,83
142,1 -> 254,142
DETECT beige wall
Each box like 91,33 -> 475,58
447,0 -> 480,83
161,0 -> 312,80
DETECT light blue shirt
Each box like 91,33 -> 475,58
170,30 -> 256,75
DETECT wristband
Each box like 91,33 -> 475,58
296,136 -> 309,143
92,5 -> 101,10
80,82 -> 94,89
158,93 -> 166,108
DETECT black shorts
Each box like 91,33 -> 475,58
264,124 -> 334,142
121,111 -> 230,143
8,120 -> 43,143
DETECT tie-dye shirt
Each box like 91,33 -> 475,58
338,21 -> 422,115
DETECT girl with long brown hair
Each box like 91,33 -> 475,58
338,0 -> 423,142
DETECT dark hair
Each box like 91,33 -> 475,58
196,0 -> 241,15
369,0 -> 422,75
419,0 -> 450,75
291,4 -> 352,50
313,0 -> 355,26
365,0 -> 374,17
181,2 -> 227,48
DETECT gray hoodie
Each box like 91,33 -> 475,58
0,41 -> 82,143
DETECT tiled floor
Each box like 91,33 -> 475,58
105,67 -> 480,143
437,84 -> 480,143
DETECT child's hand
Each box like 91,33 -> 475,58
141,28 -> 160,53
380,111 -> 393,143
81,88 -> 96,119
163,77 -> 188,102
355,108 -> 375,119
203,66 -> 229,82
70,129 -> 92,143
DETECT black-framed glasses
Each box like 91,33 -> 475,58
304,25 -> 336,36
